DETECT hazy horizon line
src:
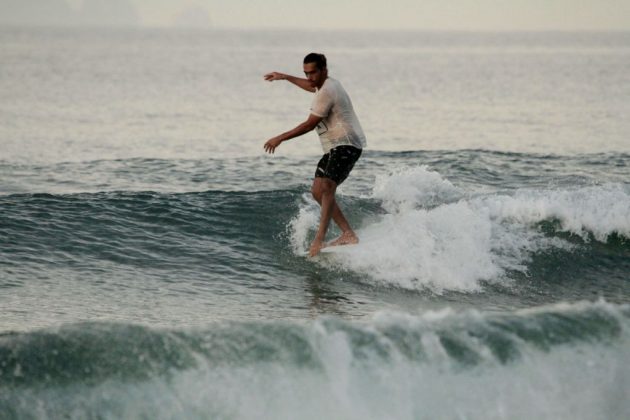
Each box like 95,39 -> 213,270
2,23 -> 629,34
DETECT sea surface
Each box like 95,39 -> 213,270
1,28 -> 630,419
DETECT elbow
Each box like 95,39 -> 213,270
302,121 -> 318,132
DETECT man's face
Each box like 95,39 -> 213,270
303,62 -> 327,89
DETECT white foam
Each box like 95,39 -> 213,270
288,193 -> 320,254
289,166 -> 630,292
335,200 -> 503,292
371,165 -> 463,213
480,183 -> 630,242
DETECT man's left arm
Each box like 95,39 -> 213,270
263,114 -> 322,154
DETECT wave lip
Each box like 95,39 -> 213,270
0,301 -> 627,386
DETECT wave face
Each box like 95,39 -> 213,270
1,302 -> 628,419
2,151 -> 630,330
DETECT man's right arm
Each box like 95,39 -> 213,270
264,72 -> 316,93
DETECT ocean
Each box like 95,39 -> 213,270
1,27 -> 629,419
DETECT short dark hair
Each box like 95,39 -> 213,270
303,53 -> 327,70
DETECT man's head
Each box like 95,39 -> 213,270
303,53 -> 328,89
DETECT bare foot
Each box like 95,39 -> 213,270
309,239 -> 324,257
327,231 -> 359,247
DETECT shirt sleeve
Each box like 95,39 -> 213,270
310,87 -> 334,118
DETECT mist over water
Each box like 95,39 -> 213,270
1,28 -> 629,419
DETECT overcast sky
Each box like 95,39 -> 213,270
2,0 -> 630,31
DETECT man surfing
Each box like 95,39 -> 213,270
263,53 -> 367,257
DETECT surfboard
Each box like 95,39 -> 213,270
299,243 -> 358,257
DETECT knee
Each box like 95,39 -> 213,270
319,180 -> 336,197
312,179 -> 336,202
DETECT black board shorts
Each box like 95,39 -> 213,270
314,145 -> 362,185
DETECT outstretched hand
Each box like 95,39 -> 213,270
264,72 -> 286,82
264,136 -> 283,154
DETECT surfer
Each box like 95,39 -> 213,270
263,53 -> 367,257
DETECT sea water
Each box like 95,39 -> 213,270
1,28 -> 629,419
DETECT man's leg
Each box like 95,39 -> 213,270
310,177 -> 358,256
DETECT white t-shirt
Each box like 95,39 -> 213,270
310,77 -> 367,154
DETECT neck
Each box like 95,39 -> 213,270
317,75 -> 328,89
